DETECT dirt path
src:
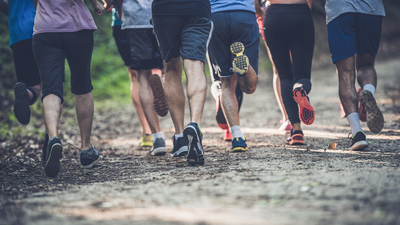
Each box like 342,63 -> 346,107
1,58 -> 399,225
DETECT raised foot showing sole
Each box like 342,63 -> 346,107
13,82 -> 31,125
359,90 -> 384,133
293,88 -> 315,125
44,144 -> 63,177
149,74 -> 169,117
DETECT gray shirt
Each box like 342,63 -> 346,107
121,0 -> 152,29
325,0 -> 385,24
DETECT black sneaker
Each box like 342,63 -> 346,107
42,133 -> 49,162
150,137 -> 167,156
80,144 -> 100,168
171,135 -> 188,157
349,131 -> 368,151
183,122 -> 204,165
44,136 -> 63,177
13,82 -> 31,125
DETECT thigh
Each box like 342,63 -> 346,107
126,29 -> 163,70
356,14 -> 383,57
32,33 -> 66,103
11,38 -> 41,87
181,17 -> 213,63
62,30 -> 94,95
230,11 -> 259,75
264,13 -> 292,80
327,13 -> 357,63
208,12 -> 231,78
152,17 -> 183,62
290,11 -> 314,82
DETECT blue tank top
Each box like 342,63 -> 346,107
8,0 -> 36,45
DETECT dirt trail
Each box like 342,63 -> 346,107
1,58 -> 399,225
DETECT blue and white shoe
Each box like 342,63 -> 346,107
150,138 -> 167,156
80,144 -> 100,168
44,136 -> 63,177
183,122 -> 205,165
232,137 -> 248,152
171,135 -> 188,157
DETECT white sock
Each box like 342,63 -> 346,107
174,133 -> 183,140
347,113 -> 363,136
362,84 -> 376,98
152,132 -> 164,140
230,125 -> 244,139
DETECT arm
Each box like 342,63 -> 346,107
0,0 -> 8,15
254,0 -> 264,21
113,0 -> 123,20
87,0 -> 105,16
101,0 -> 113,12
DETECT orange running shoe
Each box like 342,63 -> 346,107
224,129 -> 232,141
286,130 -> 305,145
293,87 -> 315,125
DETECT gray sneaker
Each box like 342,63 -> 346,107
359,90 -> 384,133
150,138 -> 167,156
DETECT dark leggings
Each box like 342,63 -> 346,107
264,4 -> 314,124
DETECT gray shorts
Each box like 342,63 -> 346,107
126,28 -> 163,70
151,17 -> 213,63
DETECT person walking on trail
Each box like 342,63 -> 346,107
255,0 -> 297,134
263,0 -> 315,145
151,0 -> 212,165
105,1 -> 155,149
1,0 -> 41,126
114,0 -> 167,156
207,0 -> 259,152
32,0 -> 104,177
325,0 -> 385,150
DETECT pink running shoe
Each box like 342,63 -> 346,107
279,120 -> 292,133
224,129 -> 232,141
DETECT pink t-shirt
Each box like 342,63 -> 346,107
33,0 -> 97,35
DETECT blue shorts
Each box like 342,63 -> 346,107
327,13 -> 383,63
208,10 -> 259,78
112,25 -> 133,66
152,17 -> 213,63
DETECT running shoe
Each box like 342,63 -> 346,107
13,82 -> 31,125
139,134 -> 153,147
293,87 -> 315,125
44,136 -> 63,177
211,81 -> 229,129
357,87 -> 367,122
80,144 -> 100,169
230,42 -> 249,76
224,129 -> 232,141
150,138 -> 167,156
42,133 -> 49,162
359,90 -> 384,133
349,131 -> 368,151
286,129 -> 305,145
171,135 -> 188,157
183,122 -> 205,165
232,137 -> 248,152
279,120 -> 292,133
149,74 -> 168,117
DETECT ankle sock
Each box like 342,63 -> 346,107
347,113 -> 363,136
362,84 -> 376,98
152,132 -> 164,140
230,125 -> 244,139
174,133 -> 183,140
27,87 -> 38,105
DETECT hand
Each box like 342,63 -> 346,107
103,0 -> 113,12
91,0 -> 105,16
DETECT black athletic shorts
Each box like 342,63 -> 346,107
10,38 -> 41,87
